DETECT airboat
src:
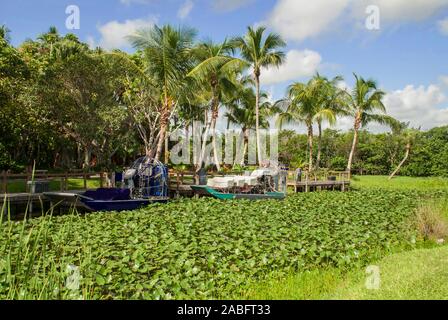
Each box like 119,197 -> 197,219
44,157 -> 169,212
190,166 -> 288,200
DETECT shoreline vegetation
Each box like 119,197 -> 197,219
1,176 -> 447,300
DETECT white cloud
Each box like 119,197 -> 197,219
383,84 -> 448,130
261,49 -> 322,85
212,0 -> 255,12
120,0 -> 153,5
438,17 -> 448,35
265,0 -> 448,42
323,83 -> 448,132
353,0 -> 448,23
266,0 -> 350,42
86,36 -> 96,49
97,17 -> 157,50
440,75 -> 448,87
178,0 -> 194,20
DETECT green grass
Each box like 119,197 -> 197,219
352,175 -> 448,191
332,246 -> 448,300
236,245 -> 448,300
5,178 -> 101,193
231,268 -> 347,300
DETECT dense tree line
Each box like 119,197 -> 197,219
0,24 -> 446,177
278,126 -> 448,177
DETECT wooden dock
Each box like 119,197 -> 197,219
287,170 -> 350,193
288,180 -> 350,193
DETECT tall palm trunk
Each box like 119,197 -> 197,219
241,128 -> 248,166
210,82 -> 221,171
316,121 -> 322,170
389,142 -> 411,180
307,123 -> 314,171
155,110 -> 168,161
155,93 -> 172,161
347,113 -> 361,177
254,70 -> 262,166
197,110 -> 212,172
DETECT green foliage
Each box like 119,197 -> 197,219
2,189 -> 445,299
279,127 -> 448,177
329,156 -> 347,171
332,246 -> 448,300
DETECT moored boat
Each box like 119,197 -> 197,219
44,157 -> 169,212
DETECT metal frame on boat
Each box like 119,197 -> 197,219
44,157 -> 169,212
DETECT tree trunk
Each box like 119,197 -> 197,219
211,117 -> 221,172
240,129 -> 248,166
307,123 -> 314,171
347,113 -> 361,178
210,82 -> 221,172
83,147 -> 91,169
254,71 -> 262,166
389,142 -> 411,180
155,106 -> 169,161
316,121 -> 322,170
197,113 -> 212,173
165,130 -> 169,163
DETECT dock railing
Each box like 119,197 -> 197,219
286,170 -> 351,192
1,170 -> 109,194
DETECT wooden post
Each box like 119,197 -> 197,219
100,172 -> 104,188
83,173 -> 87,190
64,173 -> 68,191
26,172 -> 30,193
305,171 -> 309,193
2,171 -> 7,194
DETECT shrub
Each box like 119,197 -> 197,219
414,202 -> 448,241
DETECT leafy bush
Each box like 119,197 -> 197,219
329,156 -> 346,171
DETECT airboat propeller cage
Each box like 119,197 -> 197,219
123,157 -> 168,199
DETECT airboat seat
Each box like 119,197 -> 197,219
251,169 -> 272,177
233,176 -> 258,187
207,177 -> 236,188
207,176 -> 259,188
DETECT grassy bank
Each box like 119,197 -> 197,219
352,175 -> 448,191
5,178 -> 101,193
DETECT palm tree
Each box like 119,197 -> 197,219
276,78 -> 336,171
345,74 -> 397,176
233,26 -> 286,165
0,25 -> 11,43
37,26 -> 60,55
389,122 -> 419,180
225,86 -> 275,166
312,74 -> 346,170
188,39 -> 242,171
129,24 -> 197,161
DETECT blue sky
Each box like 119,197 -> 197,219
2,0 -> 448,130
